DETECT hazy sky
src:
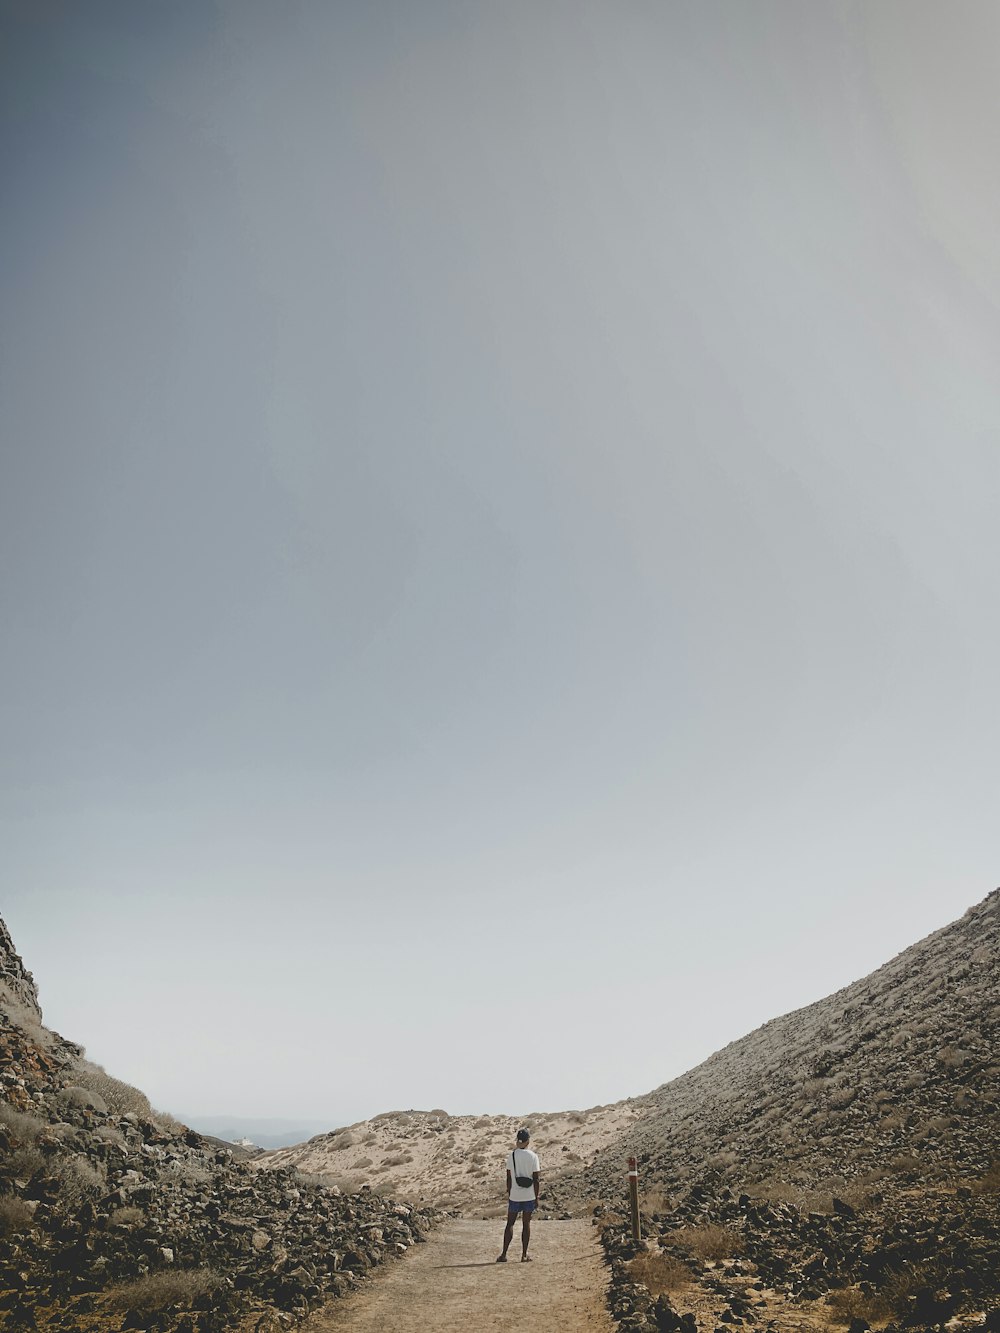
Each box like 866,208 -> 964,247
2,1 -> 998,1127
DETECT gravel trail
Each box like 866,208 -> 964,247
304,1218 -> 615,1332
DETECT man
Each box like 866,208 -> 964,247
497,1127 -> 540,1262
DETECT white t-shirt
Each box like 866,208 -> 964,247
507,1147 -> 540,1202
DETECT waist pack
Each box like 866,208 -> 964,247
513,1149 -> 534,1189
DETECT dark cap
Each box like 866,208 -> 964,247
516,1128 -> 530,1142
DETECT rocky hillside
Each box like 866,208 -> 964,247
582,887 -> 999,1203
578,888 -> 1000,1332
0,916 -> 438,1333
0,921 -> 45,1034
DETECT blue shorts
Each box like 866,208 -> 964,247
508,1199 -> 536,1214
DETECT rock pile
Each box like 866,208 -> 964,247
0,917 -> 439,1332
597,1182 -> 1000,1332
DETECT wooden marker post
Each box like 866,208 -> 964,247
627,1156 -> 641,1243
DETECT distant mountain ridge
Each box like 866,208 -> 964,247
181,1115 -> 337,1149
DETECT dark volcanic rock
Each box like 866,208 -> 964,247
0,915 -> 441,1332
0,920 -> 44,1028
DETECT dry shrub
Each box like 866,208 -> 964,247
57,1085 -> 108,1113
889,1153 -> 921,1176
828,1285 -> 876,1324
788,1174 -> 884,1215
384,1152 -> 413,1167
972,1161 -> 1000,1195
164,1160 -> 211,1187
828,1087 -> 856,1111
151,1109 -> 186,1135
0,983 -> 49,1047
324,1175 -> 355,1193
708,1150 -> 738,1170
749,1179 -> 832,1212
673,1223 -> 743,1261
755,1104 -> 784,1130
74,1061 -> 152,1118
937,1046 -> 969,1069
641,1188 -> 675,1218
54,1156 -> 104,1202
801,1077 -> 830,1098
828,1261 -> 946,1324
629,1250 -> 692,1295
105,1268 -> 221,1314
6,1146 -> 46,1180
829,1182 -> 879,1213
292,1170 -> 333,1188
0,1103 -> 46,1143
109,1206 -> 145,1228
0,1197 -> 35,1236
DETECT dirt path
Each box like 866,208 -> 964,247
303,1218 -> 616,1332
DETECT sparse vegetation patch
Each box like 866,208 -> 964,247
105,1267 -> 222,1314
628,1249 -> 693,1295
672,1222 -> 743,1261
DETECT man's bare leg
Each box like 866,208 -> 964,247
497,1209 -> 517,1261
521,1210 -> 532,1259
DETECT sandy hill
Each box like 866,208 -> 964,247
264,1100 -> 647,1218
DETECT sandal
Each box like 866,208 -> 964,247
495,1255 -> 507,1263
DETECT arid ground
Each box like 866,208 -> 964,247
303,1218 -> 614,1332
